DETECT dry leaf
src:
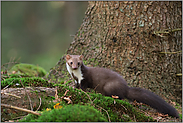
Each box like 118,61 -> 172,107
112,95 -> 119,99
46,108 -> 51,111
63,97 -> 72,104
169,100 -> 176,106
53,103 -> 63,109
158,113 -> 168,117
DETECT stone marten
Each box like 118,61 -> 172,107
65,54 -> 179,118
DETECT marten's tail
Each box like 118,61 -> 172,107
126,87 -> 179,118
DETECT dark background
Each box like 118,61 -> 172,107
1,1 -> 88,71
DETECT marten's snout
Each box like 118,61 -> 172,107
72,64 -> 78,70
72,67 -> 78,70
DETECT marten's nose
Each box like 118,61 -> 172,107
72,66 -> 78,70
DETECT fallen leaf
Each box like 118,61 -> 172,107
53,103 -> 63,109
63,97 -> 72,104
169,100 -> 176,106
112,95 -> 119,99
46,108 -> 51,111
158,113 -> 168,117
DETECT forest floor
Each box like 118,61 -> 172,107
1,63 -> 182,122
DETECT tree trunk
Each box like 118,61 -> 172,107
48,1 -> 182,104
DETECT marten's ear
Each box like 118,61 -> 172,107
79,55 -> 84,60
66,54 -> 71,60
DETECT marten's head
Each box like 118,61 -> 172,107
65,54 -> 84,70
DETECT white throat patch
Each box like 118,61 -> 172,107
66,63 -> 84,84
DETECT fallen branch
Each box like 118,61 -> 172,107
1,103 -> 41,116
1,92 -> 21,99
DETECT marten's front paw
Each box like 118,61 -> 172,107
75,83 -> 81,89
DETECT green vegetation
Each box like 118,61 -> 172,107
2,63 -> 181,122
8,63 -> 47,77
55,85 -> 155,122
19,104 -> 108,122
1,74 -> 54,88
16,82 -> 155,122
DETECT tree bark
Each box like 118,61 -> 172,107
48,1 -> 182,104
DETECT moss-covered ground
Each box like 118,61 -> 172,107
1,63 -> 181,122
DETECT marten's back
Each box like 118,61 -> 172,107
82,66 -> 128,88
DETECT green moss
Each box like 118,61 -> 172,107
1,75 -> 54,88
19,113 -> 39,122
56,85 -> 155,122
179,114 -> 182,120
1,62 -> 157,122
19,104 -> 107,122
8,63 -> 47,77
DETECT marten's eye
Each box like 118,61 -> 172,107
70,62 -> 73,65
78,62 -> 80,65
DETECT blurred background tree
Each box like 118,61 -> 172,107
1,1 -> 88,71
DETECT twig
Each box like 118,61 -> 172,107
1,61 -> 18,68
63,90 -> 69,97
92,97 -> 97,103
121,104 -> 127,111
93,84 -> 99,91
1,103 -> 41,116
2,79 -> 16,90
95,105 -> 111,122
36,97 -> 42,111
80,89 -> 93,105
1,92 -> 21,99
5,57 -> 20,71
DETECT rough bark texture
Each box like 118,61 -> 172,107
48,1 -> 182,104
